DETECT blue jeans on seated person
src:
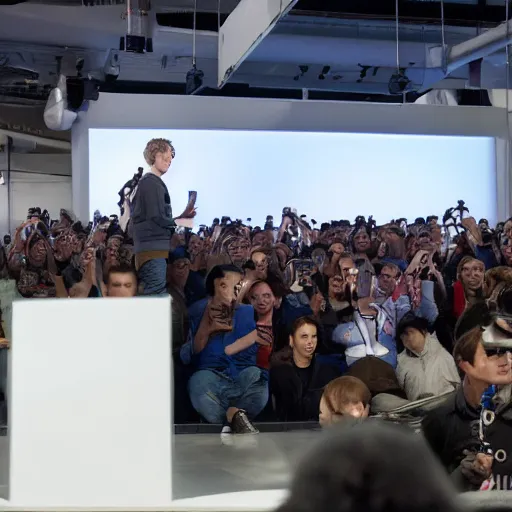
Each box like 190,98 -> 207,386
138,258 -> 167,296
188,366 -> 269,424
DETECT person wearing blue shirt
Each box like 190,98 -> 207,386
180,264 -> 268,436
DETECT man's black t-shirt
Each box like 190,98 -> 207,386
270,357 -> 340,421
294,363 -> 314,393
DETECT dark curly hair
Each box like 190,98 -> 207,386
277,421 -> 461,512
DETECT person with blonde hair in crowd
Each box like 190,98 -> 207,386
318,376 -> 371,427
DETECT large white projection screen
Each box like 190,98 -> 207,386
89,130 -> 497,227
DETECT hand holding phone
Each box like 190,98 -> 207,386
177,190 -> 197,220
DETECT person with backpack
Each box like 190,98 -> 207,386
131,138 -> 195,295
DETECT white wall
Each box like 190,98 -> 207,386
10,153 -> 71,177
489,90 -> 512,222
9,172 -> 72,230
0,171 -> 72,236
489,90 -> 512,108
0,151 -> 72,236
89,129 -> 498,227
72,93 -> 510,223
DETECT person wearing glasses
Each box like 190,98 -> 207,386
422,323 -> 512,491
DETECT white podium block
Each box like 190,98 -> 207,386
8,297 -> 172,508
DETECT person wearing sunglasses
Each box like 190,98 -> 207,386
422,325 -> 512,491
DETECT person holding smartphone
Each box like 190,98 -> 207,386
132,138 -> 195,295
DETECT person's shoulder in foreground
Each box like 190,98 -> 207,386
276,421 -> 462,512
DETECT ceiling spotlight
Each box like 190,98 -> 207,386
388,70 -> 412,95
186,66 -> 205,95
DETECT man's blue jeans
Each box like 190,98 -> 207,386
138,258 -> 167,296
188,367 -> 269,424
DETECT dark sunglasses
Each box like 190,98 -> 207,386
484,347 -> 510,358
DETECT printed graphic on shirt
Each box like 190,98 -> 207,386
493,473 -> 512,490
256,324 -> 273,346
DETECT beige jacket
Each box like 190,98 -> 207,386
396,333 -> 460,401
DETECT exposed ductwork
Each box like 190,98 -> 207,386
0,0 -> 509,99
219,0 -> 512,94
421,18 -> 512,91
445,19 -> 512,75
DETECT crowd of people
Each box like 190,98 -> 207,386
2,137 -> 512,491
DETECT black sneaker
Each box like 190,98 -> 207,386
231,410 -> 259,435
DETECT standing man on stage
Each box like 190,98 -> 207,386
132,138 -> 195,295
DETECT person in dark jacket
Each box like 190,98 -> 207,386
270,316 -> 339,421
131,138 -> 195,295
422,326 -> 512,491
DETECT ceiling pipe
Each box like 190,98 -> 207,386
249,35 -> 433,67
0,129 -> 71,151
416,18 -> 512,91
232,27 -> 512,93
445,18 -> 512,74
276,19 -> 512,92
218,0 -> 512,94
235,74 -> 398,94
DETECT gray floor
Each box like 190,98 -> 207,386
173,431 -> 317,499
0,430 -> 320,501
